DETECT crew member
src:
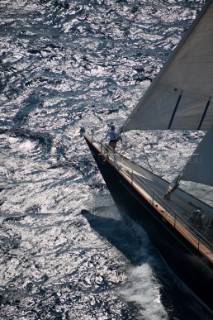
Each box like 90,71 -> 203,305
106,125 -> 122,153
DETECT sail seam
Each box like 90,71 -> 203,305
198,97 -> 211,130
168,92 -> 182,129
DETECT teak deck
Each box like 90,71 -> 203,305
90,136 -> 213,264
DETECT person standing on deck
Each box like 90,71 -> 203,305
106,125 -> 122,153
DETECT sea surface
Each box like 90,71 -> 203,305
0,1 -> 212,319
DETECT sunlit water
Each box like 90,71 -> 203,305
0,1 -> 212,319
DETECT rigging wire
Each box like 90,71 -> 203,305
119,133 -> 153,173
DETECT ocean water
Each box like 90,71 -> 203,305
0,0 -> 212,319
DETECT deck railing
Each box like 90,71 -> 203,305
95,137 -> 213,258
153,188 -> 213,255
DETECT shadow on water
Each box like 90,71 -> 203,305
81,209 -> 212,320
81,209 -> 144,266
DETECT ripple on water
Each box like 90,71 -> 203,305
0,0 -> 209,319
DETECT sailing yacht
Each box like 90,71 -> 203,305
84,0 -> 213,314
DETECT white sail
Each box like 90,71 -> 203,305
181,124 -> 213,187
122,0 -> 213,132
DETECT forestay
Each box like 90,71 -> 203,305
121,0 -> 213,132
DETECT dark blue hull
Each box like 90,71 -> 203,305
85,135 -> 213,315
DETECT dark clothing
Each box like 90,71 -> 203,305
106,128 -> 121,152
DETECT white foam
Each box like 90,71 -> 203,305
122,264 -> 168,320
